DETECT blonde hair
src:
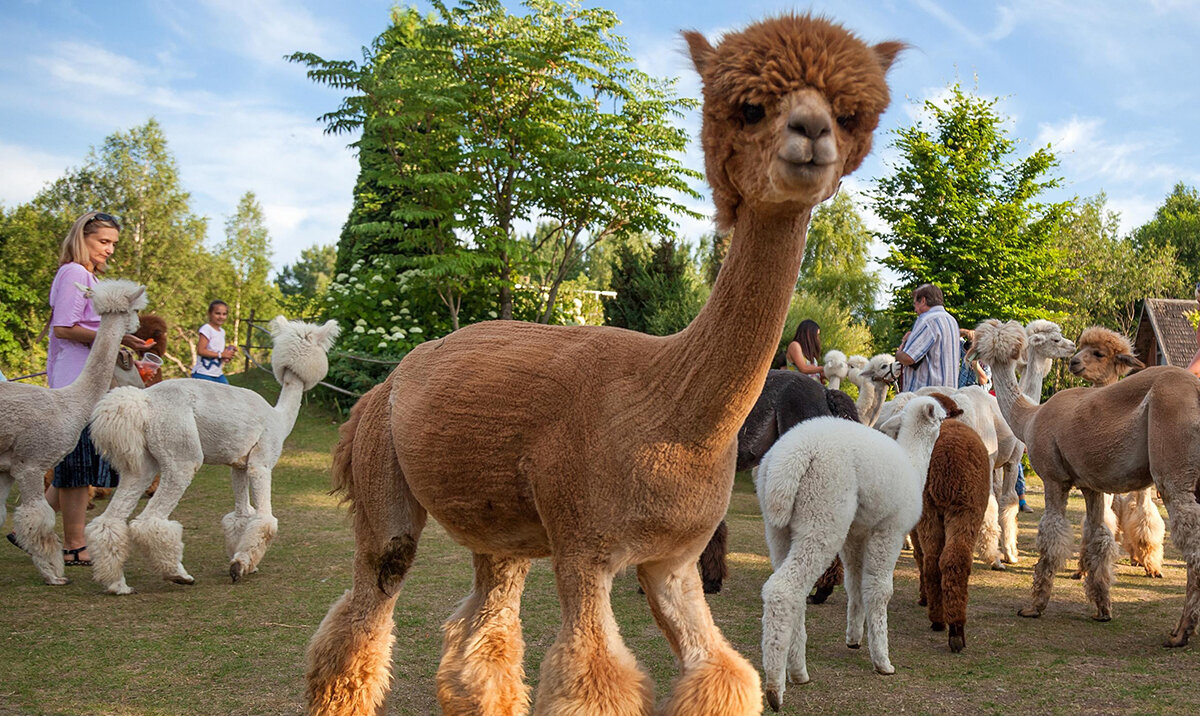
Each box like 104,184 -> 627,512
59,211 -> 120,268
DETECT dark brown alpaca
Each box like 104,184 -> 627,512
304,15 -> 902,715
910,393 -> 991,653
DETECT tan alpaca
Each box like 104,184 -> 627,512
974,319 -> 1200,646
304,15 -> 903,716
1068,326 -> 1165,579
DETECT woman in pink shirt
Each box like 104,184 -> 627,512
7,212 -> 150,566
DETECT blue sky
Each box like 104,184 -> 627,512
2,0 -> 1198,281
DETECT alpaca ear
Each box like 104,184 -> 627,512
872,41 -> 907,73
683,30 -> 714,75
314,320 -> 341,351
269,315 -> 288,337
73,281 -> 93,299
131,286 -> 146,303
1117,353 -> 1145,370
878,415 -> 902,440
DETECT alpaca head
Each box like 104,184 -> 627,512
1069,326 -> 1144,386
845,354 -> 869,384
684,15 -> 904,230
863,353 -> 901,385
1024,319 -> 1075,361
823,349 -> 849,381
268,317 -> 341,391
972,319 -> 1026,371
878,395 -> 946,446
924,391 -> 964,420
78,279 -> 148,335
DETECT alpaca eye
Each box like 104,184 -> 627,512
837,114 -> 858,130
741,103 -> 765,125
1094,351 -> 1103,357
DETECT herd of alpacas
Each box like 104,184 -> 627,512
2,13 -> 1200,716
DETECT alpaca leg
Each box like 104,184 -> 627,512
437,553 -> 531,716
1131,487 -> 1165,578
86,464 -> 159,595
11,473 -> 67,585
129,464 -> 197,585
1080,489 -> 1119,621
1162,491 -> 1200,647
533,561 -> 653,716
229,462 -> 277,582
698,520 -> 728,594
1073,493 -> 1115,580
998,461 -> 1020,564
916,513 -> 946,629
860,528 -> 904,676
221,466 -> 255,560
940,511 -> 983,653
978,493 -> 1004,570
638,555 -> 759,716
1019,480 -> 1075,618
841,532 -> 867,649
910,530 -> 926,606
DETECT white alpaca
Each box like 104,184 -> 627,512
86,317 -> 339,594
0,279 -> 147,585
846,353 -> 899,426
822,350 -> 849,391
757,397 -> 947,711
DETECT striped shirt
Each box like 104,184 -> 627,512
902,305 -> 960,391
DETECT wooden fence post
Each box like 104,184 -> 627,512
245,308 -> 255,374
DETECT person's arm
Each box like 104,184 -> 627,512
53,324 -> 149,350
196,331 -> 221,359
973,360 -> 988,385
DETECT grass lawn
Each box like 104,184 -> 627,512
3,372 -> 1198,714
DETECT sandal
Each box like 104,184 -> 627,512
6,532 -> 31,555
63,546 -> 93,567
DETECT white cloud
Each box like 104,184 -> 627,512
1035,116 -> 1179,188
191,0 -> 348,66
0,142 -> 76,205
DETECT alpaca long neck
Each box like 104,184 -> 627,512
1018,354 -> 1052,404
61,311 -> 123,407
273,377 -> 305,434
898,422 -> 939,485
665,206 -> 811,445
827,376 -> 841,391
856,381 -> 884,426
990,357 -> 1039,444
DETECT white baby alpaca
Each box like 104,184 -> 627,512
757,397 -> 947,712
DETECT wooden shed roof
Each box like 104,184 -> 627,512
1138,298 -> 1198,367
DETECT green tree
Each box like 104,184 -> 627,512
1130,182 -> 1200,290
1052,193 -> 1184,338
277,243 -> 337,315
218,191 -> 278,339
797,192 -> 880,322
873,84 -> 1070,342
291,0 -> 699,325
601,235 -> 705,336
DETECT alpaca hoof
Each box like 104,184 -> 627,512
1092,611 -> 1112,622
230,562 -> 244,583
917,596 -> 927,606
874,662 -> 895,676
846,641 -> 860,649
786,670 -> 809,685
45,576 -> 70,586
1148,571 -> 1163,579
765,688 -> 781,712
1164,632 -> 1190,648
931,622 -> 945,632
1017,606 -> 1042,618
166,574 -> 194,585
990,561 -> 1006,571
949,625 -> 965,653
1070,571 -> 1084,580
109,585 -> 135,595
703,580 -> 722,594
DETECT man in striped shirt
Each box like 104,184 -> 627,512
896,283 -> 960,392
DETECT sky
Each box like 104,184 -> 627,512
2,0 -> 1198,281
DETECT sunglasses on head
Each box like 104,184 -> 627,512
86,212 -> 121,230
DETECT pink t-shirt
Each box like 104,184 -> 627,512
47,262 -> 100,388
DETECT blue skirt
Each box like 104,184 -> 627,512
191,372 -> 229,384
51,425 -> 119,489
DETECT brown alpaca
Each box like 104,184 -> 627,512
1068,326 -> 1164,579
304,15 -> 903,716
908,394 -> 991,653
974,319 -> 1200,646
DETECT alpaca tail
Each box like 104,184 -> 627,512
757,452 -> 809,531
90,386 -> 152,477
306,376 -> 427,716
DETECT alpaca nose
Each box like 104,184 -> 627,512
787,101 -> 832,140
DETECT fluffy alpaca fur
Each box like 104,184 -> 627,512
0,279 -> 147,584
846,353 -> 900,426
974,318 -> 1200,644
901,394 -> 991,652
757,397 -> 946,710
304,15 -> 904,716
823,350 -> 849,391
1068,326 -> 1164,579
86,317 -> 339,594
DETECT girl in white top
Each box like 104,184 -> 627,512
191,300 -> 237,383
